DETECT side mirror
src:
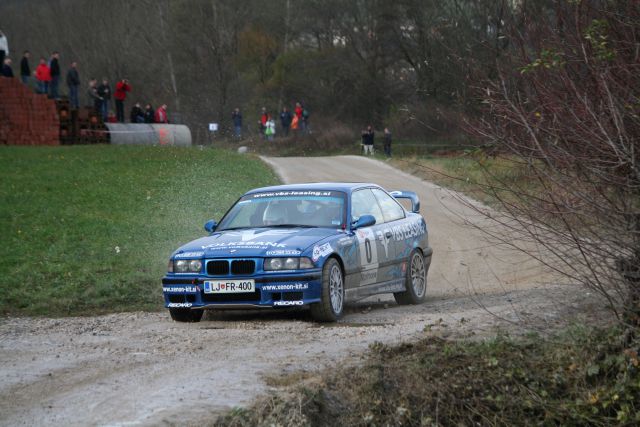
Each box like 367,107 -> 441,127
352,214 -> 376,229
204,220 -> 218,233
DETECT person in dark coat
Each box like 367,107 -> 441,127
361,125 -> 375,155
49,52 -> 60,99
130,102 -> 144,123
232,107 -> 242,138
66,62 -> 80,109
280,107 -> 292,137
20,51 -> 30,85
97,78 -> 111,120
383,127 -> 392,157
1,58 -> 13,77
143,104 -> 155,123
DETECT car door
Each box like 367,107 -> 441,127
371,188 -> 408,280
351,188 -> 393,289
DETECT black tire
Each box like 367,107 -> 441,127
310,258 -> 344,322
394,249 -> 427,305
169,308 -> 204,322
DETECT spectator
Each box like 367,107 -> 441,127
49,51 -> 60,99
154,104 -> 168,123
97,78 -> 111,121
87,78 -> 102,111
232,107 -> 242,138
265,115 -> 276,141
107,111 -> 117,123
130,102 -> 145,123
361,125 -> 375,155
66,62 -> 80,109
0,31 -> 7,66
20,51 -> 30,85
301,106 -> 310,133
1,58 -> 13,77
143,104 -> 155,123
35,58 -> 51,94
259,107 -> 268,138
114,78 -> 131,122
383,127 -> 392,157
280,107 -> 292,137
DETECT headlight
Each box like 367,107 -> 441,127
172,259 -> 202,273
264,257 -> 314,271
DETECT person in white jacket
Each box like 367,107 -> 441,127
0,31 -> 9,66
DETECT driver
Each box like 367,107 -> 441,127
262,202 -> 288,226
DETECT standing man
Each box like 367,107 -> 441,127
1,58 -> 13,77
97,78 -> 111,121
35,57 -> 51,94
259,107 -> 268,139
0,31 -> 8,66
383,127 -> 392,157
20,51 -> 30,85
87,78 -> 103,111
66,62 -> 80,109
361,125 -> 375,155
49,52 -> 60,99
231,107 -> 242,139
279,107 -> 292,137
114,78 -> 131,122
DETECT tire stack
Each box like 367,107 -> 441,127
57,100 -> 109,145
0,77 -> 60,145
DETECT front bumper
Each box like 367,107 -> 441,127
162,271 -> 322,310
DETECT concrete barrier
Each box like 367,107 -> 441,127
105,123 -> 192,146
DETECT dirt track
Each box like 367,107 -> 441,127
0,155 -> 597,427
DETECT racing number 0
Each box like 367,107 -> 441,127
364,238 -> 372,264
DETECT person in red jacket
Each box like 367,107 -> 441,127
154,104 -> 169,123
35,58 -> 51,94
114,78 -> 131,122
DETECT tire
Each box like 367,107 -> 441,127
310,258 -> 344,322
169,308 -> 204,322
394,249 -> 427,305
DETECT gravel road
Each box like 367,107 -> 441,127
0,155 -> 596,427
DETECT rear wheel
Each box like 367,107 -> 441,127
394,249 -> 427,305
310,258 -> 344,322
169,308 -> 204,322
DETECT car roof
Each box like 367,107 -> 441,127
245,182 -> 381,195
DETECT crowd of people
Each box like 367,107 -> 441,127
231,101 -> 311,141
1,49 -> 171,125
361,125 -> 393,157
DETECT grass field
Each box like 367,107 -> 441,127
0,145 -> 279,316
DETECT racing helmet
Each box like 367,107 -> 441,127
263,202 -> 288,225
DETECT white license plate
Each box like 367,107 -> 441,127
203,279 -> 255,294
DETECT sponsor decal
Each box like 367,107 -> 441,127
376,229 -> 391,257
273,300 -> 304,306
174,251 -> 204,258
202,241 -> 287,250
265,249 -> 302,256
251,191 -> 334,198
167,302 -> 192,308
202,229 -> 297,251
337,237 -> 353,247
389,220 -> 426,242
262,283 -> 309,291
312,243 -> 333,262
163,286 -> 198,293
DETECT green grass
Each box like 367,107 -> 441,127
215,326 -> 640,426
0,145 -> 279,316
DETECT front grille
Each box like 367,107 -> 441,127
207,260 -> 229,275
202,289 -> 261,303
231,260 -> 255,275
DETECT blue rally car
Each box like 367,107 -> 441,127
162,183 -> 432,322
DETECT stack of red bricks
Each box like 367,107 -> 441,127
0,78 -> 60,145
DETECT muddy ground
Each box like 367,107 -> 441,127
0,156 -> 603,426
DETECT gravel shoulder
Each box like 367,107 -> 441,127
0,155 -> 601,427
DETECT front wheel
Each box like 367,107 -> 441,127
169,308 -> 204,322
310,258 -> 344,322
394,249 -> 427,305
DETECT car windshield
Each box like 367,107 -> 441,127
217,190 -> 347,231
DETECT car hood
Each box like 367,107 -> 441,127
173,227 -> 342,258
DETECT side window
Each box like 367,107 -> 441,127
372,188 -> 405,223
351,189 -> 384,225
